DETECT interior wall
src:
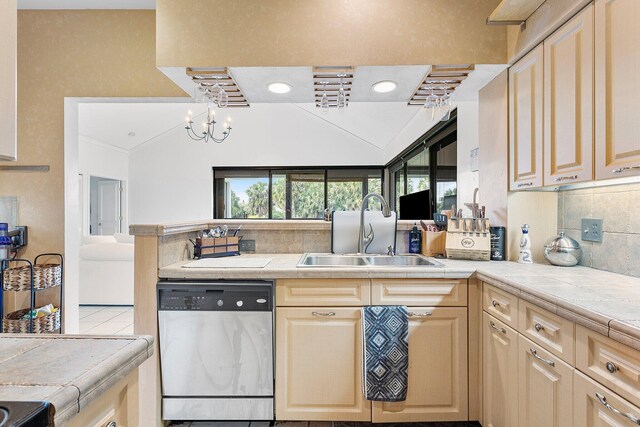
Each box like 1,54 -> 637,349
455,101 -> 480,215
507,192 -> 558,262
79,137 -> 130,235
2,10 -> 183,331
157,0 -> 506,67
478,70 -> 508,227
128,103 -> 385,224
558,182 -> 640,277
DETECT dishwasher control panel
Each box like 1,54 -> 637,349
157,281 -> 273,311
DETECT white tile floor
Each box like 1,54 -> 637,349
79,305 -> 134,335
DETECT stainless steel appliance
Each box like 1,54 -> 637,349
158,281 -> 274,421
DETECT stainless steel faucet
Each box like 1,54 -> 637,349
357,193 -> 392,254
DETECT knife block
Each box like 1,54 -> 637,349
445,218 -> 491,261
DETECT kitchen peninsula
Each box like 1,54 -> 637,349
0,334 -> 153,425
132,220 -> 640,426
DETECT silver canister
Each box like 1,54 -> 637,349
543,232 -> 583,266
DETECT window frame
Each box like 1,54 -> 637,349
213,166 -> 385,220
386,109 -> 458,217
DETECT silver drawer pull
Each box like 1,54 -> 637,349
312,311 -> 335,317
517,182 -> 533,188
613,166 -> 640,174
489,321 -> 506,334
530,348 -> 555,367
106,422 -> 117,427
596,392 -> 640,425
491,299 -> 500,308
606,361 -> 619,374
534,322 -> 544,332
555,175 -> 578,182
408,312 -> 432,318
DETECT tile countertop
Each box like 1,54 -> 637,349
0,334 -> 153,424
160,254 -> 640,351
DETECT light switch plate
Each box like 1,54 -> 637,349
581,218 -> 603,243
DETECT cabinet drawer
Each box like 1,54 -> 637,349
576,325 -> 640,408
574,370 -> 640,427
518,299 -> 575,365
276,279 -> 370,306
482,283 -> 518,329
371,279 -> 466,306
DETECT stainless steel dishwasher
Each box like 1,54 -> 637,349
157,281 -> 274,421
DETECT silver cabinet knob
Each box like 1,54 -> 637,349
491,299 -> 500,307
106,422 -> 117,427
534,322 -> 544,332
606,361 -> 618,374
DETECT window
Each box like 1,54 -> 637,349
388,109 -> 457,219
213,167 -> 384,219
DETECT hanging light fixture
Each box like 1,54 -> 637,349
185,107 -> 232,143
186,79 -> 233,143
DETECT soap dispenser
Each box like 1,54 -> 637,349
409,223 -> 421,254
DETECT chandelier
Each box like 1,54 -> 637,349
185,81 -> 232,143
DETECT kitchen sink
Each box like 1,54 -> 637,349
297,254 -> 442,268
364,255 -> 439,266
298,255 -> 369,267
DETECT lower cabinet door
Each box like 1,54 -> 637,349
518,335 -> 573,427
275,307 -> 371,421
574,370 -> 640,426
482,312 -> 519,427
371,307 -> 468,422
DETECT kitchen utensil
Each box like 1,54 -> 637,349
232,224 -> 243,237
433,214 -> 448,231
420,220 -> 429,231
481,206 -> 486,218
221,225 -> 228,237
543,232 -> 583,266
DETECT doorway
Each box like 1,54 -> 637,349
89,176 -> 124,235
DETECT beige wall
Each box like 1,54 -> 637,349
0,10 -> 183,263
157,0 -> 507,67
478,70 -> 508,227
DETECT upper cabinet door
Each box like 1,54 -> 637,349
544,4 -> 594,186
509,45 -> 544,190
0,0 -> 17,161
595,0 -> 640,179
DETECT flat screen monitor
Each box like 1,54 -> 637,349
399,189 -> 432,220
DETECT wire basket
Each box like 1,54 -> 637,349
3,308 -> 61,333
2,263 -> 62,291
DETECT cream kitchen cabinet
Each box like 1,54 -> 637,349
517,335 -> 573,427
67,370 -> 139,427
275,307 -> 371,421
372,307 -> 468,422
275,278 -> 470,423
595,0 -> 640,180
482,312 -> 519,427
574,370 -> 640,426
0,0 -> 17,161
509,44 -> 544,190
543,4 -> 594,186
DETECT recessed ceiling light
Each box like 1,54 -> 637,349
128,132 -> 136,137
267,82 -> 292,94
372,80 -> 397,93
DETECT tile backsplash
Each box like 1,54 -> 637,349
558,182 -> 640,277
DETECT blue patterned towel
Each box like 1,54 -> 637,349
362,305 -> 409,401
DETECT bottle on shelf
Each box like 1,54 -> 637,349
518,224 -> 533,264
0,223 -> 11,262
